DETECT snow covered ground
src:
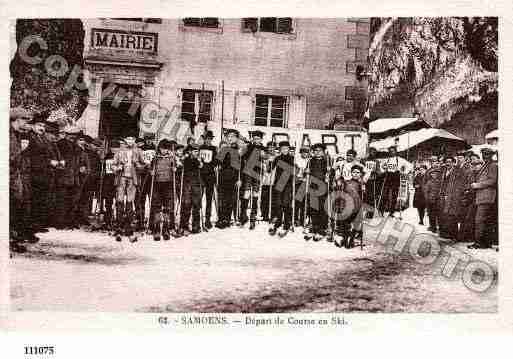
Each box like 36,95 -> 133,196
9,208 -> 497,312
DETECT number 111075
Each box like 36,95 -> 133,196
24,346 -> 55,355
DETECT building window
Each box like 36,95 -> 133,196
183,18 -> 220,28
111,18 -> 162,24
254,95 -> 287,127
181,89 -> 213,124
242,17 -> 293,34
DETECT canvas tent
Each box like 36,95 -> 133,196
370,128 -> 469,161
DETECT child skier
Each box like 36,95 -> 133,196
149,139 -> 176,241
268,141 -> 294,237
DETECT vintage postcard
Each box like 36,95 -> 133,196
1,0 -> 512,356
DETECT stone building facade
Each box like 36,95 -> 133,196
78,18 -> 369,140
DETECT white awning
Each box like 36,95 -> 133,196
369,117 -> 421,134
370,128 -> 465,152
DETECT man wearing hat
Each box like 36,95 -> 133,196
44,121 -> 63,228
460,152 -> 483,243
136,135 -> 156,230
261,141 -> 277,223
148,139 -> 177,240
215,128 -> 240,229
100,139 -> 118,229
468,147 -> 498,249
111,135 -> 146,239
179,142 -> 203,235
10,107 -> 35,251
239,130 -> 265,229
71,132 -> 93,227
423,155 -> 444,233
268,140 -> 295,237
439,156 -> 465,240
199,130 -> 218,229
305,143 -> 330,240
54,126 -> 78,228
85,137 -> 105,227
362,147 -> 384,214
27,114 -> 60,232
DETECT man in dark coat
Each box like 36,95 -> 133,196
199,130 -> 218,229
468,147 -> 498,249
84,137 -> 102,221
380,146 -> 403,217
101,140 -> 117,229
240,130 -> 265,229
268,141 -> 295,237
423,156 -> 444,233
179,143 -> 203,235
28,116 -> 59,232
459,153 -> 482,243
44,122 -> 63,228
215,129 -> 240,229
55,128 -> 81,229
413,165 -> 427,225
439,156 -> 465,240
73,133 -> 92,226
10,107 -> 35,252
363,146 -> 384,215
304,143 -> 330,241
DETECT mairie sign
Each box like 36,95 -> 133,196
91,28 -> 158,54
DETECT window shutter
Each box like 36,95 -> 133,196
235,91 -> 253,125
277,18 -> 292,33
241,18 -> 258,32
287,95 -> 306,129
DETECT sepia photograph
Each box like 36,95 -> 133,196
6,15 -> 499,317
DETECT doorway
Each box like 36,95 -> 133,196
99,83 -> 142,140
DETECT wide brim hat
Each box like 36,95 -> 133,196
10,106 -> 33,121
250,130 -> 264,139
225,128 -> 239,137
31,110 -> 50,124
278,141 -> 290,148
158,139 -> 173,150
480,146 -> 497,154
311,143 -> 326,151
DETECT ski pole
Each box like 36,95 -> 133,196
198,166 -> 206,232
303,157 -> 311,228
327,155 -> 334,242
176,165 -> 184,229
146,159 -> 156,232
268,158 -> 273,224
291,144 -> 296,232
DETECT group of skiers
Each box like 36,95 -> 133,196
412,148 -> 498,250
10,105 -> 498,254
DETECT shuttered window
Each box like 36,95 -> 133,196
241,17 -> 293,34
181,89 -> 213,123
183,18 -> 220,28
111,18 -> 162,23
254,95 -> 287,128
